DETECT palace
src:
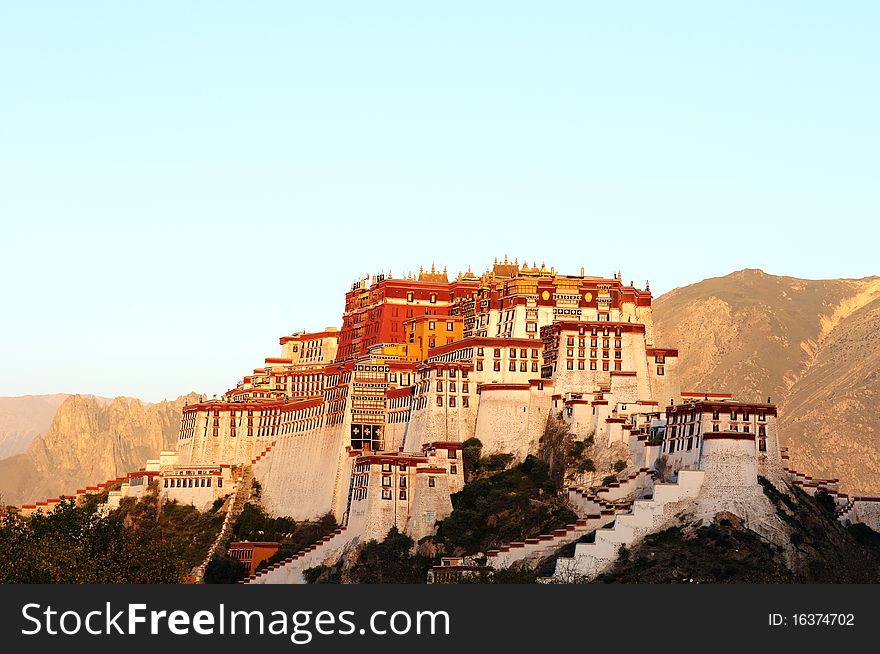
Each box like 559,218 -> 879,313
169,258 -> 682,540
15,257 -> 880,584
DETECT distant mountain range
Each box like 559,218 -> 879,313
0,394 -> 72,459
654,269 -> 880,495
0,394 -> 199,506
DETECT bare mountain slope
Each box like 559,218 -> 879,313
654,269 -> 880,494
0,393 -> 199,506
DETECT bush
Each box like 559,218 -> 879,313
233,503 -> 295,542
462,438 -> 483,481
613,460 -> 627,473
204,555 -> 248,584
348,528 -> 432,583
578,459 -> 596,473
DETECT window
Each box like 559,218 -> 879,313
382,463 -> 391,472
382,475 -> 391,487
730,411 -> 738,421
430,293 -> 436,304
520,361 -> 527,372
399,490 -> 407,500
382,488 -> 392,500
407,292 -> 414,302
520,348 -> 527,358
477,347 -> 484,356
446,321 -> 454,331
493,361 -> 501,371
477,360 -> 483,371
494,348 -> 501,357
531,361 -> 538,372
509,361 -> 516,371
567,336 -> 575,346
462,383 -> 469,393
758,438 -> 767,452
712,410 -> 720,420
602,361 -> 609,371
428,477 -> 435,487
436,381 -> 443,392
578,360 -> 585,370
449,396 -> 456,407
462,397 -> 469,407
532,349 -> 539,358
590,361 -> 597,370
758,412 -> 766,422
429,320 -> 436,330
509,348 -> 516,358
436,396 -> 443,407
567,360 -> 574,370
450,465 -> 457,474
400,477 -> 407,488
656,365 -> 665,376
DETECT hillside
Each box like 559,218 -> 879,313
654,269 -> 880,494
0,393 -> 199,506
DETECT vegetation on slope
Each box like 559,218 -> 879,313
433,453 -> 577,555
0,488 -> 223,583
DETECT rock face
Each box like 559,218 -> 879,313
654,269 -> 880,494
0,393 -> 200,506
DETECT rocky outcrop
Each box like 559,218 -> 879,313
0,393 -> 200,506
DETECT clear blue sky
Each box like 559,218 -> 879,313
1,2 -> 877,401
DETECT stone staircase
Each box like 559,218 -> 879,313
485,469 -> 656,570
192,440 -> 276,583
546,469 -> 705,582
568,468 -> 656,516
242,526 -> 354,584
836,498 -> 855,521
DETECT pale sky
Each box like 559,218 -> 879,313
1,2 -> 877,401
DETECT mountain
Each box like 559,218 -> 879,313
0,393 -> 200,507
653,269 -> 880,494
0,394 -> 70,458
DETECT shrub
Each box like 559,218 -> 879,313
204,555 -> 248,584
